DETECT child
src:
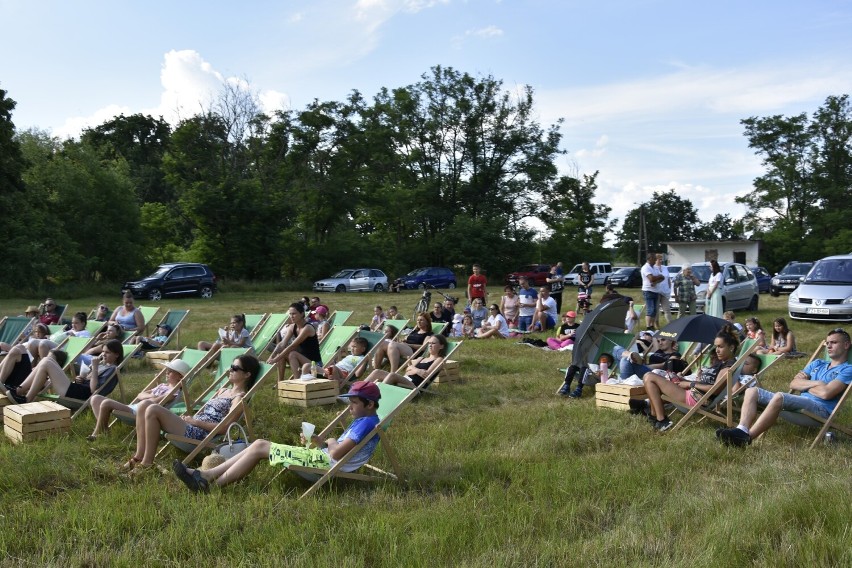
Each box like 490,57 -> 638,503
135,324 -> 172,351
172,381 -> 383,493
450,313 -> 464,337
546,311 -> 580,350
723,311 -> 744,338
369,306 -> 386,332
732,353 -> 762,395
314,306 -> 330,342
461,314 -> 475,338
744,317 -> 766,349
320,337 -> 370,385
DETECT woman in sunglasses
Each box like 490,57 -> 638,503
120,354 -> 259,473
365,334 -> 448,389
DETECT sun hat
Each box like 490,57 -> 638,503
25,305 -> 39,314
163,359 -> 191,376
339,380 -> 381,402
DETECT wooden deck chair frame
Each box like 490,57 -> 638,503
776,340 -> 852,449
665,341 -> 760,432
244,314 -> 268,340
149,308 -> 191,350
0,316 -> 36,348
137,305 -> 161,336
42,344 -> 140,419
166,362 -> 277,465
250,313 -> 288,354
269,382 -> 412,501
394,340 -> 463,394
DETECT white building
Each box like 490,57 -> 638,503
662,240 -> 762,266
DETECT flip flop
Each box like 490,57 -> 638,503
172,460 -> 209,493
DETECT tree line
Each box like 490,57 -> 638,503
1,70 -> 849,294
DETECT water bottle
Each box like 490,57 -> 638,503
599,358 -> 609,384
824,432 -> 835,446
310,361 -> 318,379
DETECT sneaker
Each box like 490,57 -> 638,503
6,390 -> 26,405
628,399 -> 649,415
556,382 -> 572,396
716,427 -> 751,447
653,417 -> 673,432
568,387 -> 583,399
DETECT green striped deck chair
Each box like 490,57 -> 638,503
318,325 -> 360,367
137,305 -> 161,335
149,309 -> 191,350
328,310 -> 353,327
251,313 -> 288,354
244,314 -> 267,338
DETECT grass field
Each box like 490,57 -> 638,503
1,290 -> 850,567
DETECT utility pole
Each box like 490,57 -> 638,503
637,205 -> 648,265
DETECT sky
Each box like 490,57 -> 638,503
2,0 -> 851,234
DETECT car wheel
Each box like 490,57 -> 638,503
374,284 -> 385,292
770,290 -> 779,297
200,286 -> 213,299
335,284 -> 346,293
149,288 -> 162,301
448,282 -> 456,289
747,295 -> 758,311
418,283 -> 427,290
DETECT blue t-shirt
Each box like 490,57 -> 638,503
327,414 -> 380,472
801,360 -> 852,415
518,287 -> 538,317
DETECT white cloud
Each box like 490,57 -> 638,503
467,25 -> 503,38
53,104 -> 132,139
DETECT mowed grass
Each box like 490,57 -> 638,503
0,291 -> 850,567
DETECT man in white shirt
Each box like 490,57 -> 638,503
533,287 -> 558,331
640,253 -> 664,330
655,254 -> 672,326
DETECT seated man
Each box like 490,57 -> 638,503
172,381 -> 382,492
716,328 -> 852,447
532,287 -> 557,332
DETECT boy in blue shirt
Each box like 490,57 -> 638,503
173,381 -> 382,492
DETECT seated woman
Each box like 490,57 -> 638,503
635,327 -> 739,431
109,292 -> 145,332
476,304 -> 510,339
79,323 -> 123,368
365,334 -> 448,389
744,317 -> 767,350
0,324 -> 52,394
758,317 -> 805,357
121,353 -> 259,472
51,312 -> 93,342
93,303 -> 111,322
268,303 -> 321,381
7,340 -> 123,404
87,358 -> 190,440
171,380 -> 381,493
371,312 -> 433,373
198,314 -> 252,354
500,285 -> 520,328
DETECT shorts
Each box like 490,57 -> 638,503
325,366 -> 350,381
65,382 -> 93,400
685,390 -> 699,407
268,443 -> 331,469
544,315 -> 556,329
643,291 -> 659,317
754,388 -> 832,419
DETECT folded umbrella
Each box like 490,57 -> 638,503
655,314 -> 729,344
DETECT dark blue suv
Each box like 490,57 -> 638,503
123,263 -> 217,301
396,267 -> 457,290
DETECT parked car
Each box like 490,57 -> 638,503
507,264 -> 552,287
395,267 -> 457,290
567,262 -> 614,286
749,266 -> 772,293
609,267 -> 642,288
770,261 -> 814,296
313,268 -> 388,293
122,263 -> 217,301
788,254 -> 852,322
669,262 -> 759,313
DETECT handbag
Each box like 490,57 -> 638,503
213,423 -> 249,459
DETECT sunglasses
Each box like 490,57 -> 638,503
229,364 -> 245,373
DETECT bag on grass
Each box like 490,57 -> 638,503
213,423 -> 249,459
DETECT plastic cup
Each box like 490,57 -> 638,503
301,422 -> 315,447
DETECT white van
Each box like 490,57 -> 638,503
567,263 -> 614,286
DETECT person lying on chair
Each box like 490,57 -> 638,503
172,380 -> 381,492
365,334 -> 447,389
716,328 -> 852,447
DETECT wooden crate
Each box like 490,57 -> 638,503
145,350 -> 180,367
3,401 -> 71,443
0,397 -> 12,421
278,378 -> 339,407
433,360 -> 460,385
595,383 -> 647,411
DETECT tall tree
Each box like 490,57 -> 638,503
615,190 -> 704,261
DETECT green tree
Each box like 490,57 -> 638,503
615,190 -> 704,261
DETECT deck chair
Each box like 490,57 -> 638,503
52,304 -> 68,322
88,305 -> 113,322
778,341 -> 852,449
270,382 -> 411,501
86,320 -> 107,335
328,310 -> 354,327
250,313 -> 288,354
395,339 -> 463,394
168,348 -> 249,417
665,342 -> 760,432
137,305 -> 161,335
167,362 -> 277,465
431,321 -> 449,335
109,347 -> 214,429
0,316 -> 35,348
148,309 -> 191,350
244,314 -> 268,339
41,344 -> 140,419
318,325 -> 360,366
57,336 -> 98,373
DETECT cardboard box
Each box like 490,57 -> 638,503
278,378 -> 339,407
595,383 -> 647,411
3,400 -> 71,443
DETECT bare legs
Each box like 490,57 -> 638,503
187,439 -> 271,487
643,372 -> 689,421
132,400 -> 187,465
15,357 -> 71,402
89,395 -> 133,437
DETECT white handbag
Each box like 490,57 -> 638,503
214,423 -> 249,459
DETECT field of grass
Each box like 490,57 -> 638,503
1,290 -> 850,567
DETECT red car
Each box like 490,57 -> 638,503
506,264 -> 552,287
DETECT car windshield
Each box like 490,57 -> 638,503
149,267 -> 171,278
691,266 -> 712,282
802,259 -> 852,284
614,268 -> 634,275
407,269 -> 428,277
782,264 -> 812,276
330,270 -> 354,279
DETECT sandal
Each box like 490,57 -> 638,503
119,456 -> 141,473
86,434 -> 98,442
172,460 -> 209,493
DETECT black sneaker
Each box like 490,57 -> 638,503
717,427 -> 751,447
556,382 -> 572,396
568,387 -> 583,399
6,390 -> 27,404
628,399 -> 649,415
653,417 -> 673,432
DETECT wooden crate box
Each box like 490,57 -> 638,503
595,383 -> 647,412
278,378 -> 339,407
4,401 -> 71,443
145,350 -> 181,367
433,360 -> 460,385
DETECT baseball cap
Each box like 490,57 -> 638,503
314,305 -> 329,315
564,311 -> 577,318
158,323 -> 172,334
163,359 -> 191,376
339,380 -> 381,402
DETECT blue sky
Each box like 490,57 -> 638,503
2,0 -> 851,231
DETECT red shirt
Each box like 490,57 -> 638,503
468,274 -> 487,299
39,312 -> 60,325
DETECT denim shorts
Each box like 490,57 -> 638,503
643,291 -> 658,317
518,315 -> 533,332
754,388 -> 831,419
